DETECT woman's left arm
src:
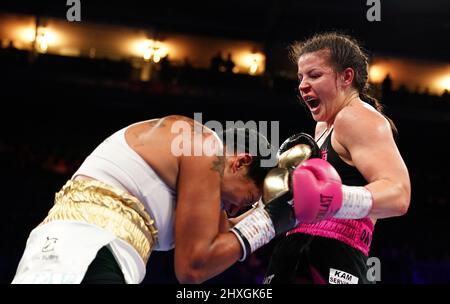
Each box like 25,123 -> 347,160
335,107 -> 411,219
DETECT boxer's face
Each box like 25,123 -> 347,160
221,155 -> 262,217
297,50 -> 342,123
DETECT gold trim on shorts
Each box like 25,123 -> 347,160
40,179 -> 158,264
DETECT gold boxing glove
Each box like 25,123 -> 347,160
277,133 -> 321,170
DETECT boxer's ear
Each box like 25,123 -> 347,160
235,153 -> 252,171
338,67 -> 354,89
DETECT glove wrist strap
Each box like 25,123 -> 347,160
230,208 -> 275,261
334,185 -> 373,219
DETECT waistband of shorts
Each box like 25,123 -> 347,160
40,179 -> 158,264
287,218 -> 374,256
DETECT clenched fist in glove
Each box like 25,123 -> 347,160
230,133 -> 321,260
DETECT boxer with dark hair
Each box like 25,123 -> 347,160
264,32 -> 411,284
12,115 -> 317,284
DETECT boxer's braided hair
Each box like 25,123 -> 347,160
218,128 -> 274,187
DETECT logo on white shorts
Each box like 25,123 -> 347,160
42,237 -> 58,253
329,268 -> 359,284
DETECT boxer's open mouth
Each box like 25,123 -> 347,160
304,96 -> 321,110
306,98 -> 320,108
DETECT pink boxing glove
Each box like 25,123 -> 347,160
291,158 -> 343,223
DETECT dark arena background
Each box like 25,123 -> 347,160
1,0 -> 450,284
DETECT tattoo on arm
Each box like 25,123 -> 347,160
211,156 -> 225,178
